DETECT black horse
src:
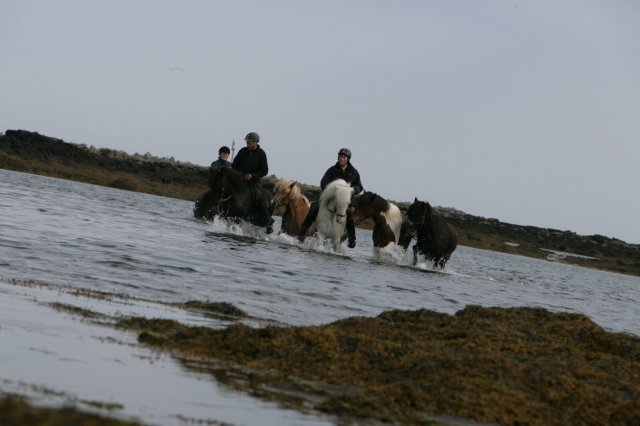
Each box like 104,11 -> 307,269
193,167 -> 274,231
406,198 -> 458,268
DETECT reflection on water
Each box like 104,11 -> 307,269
1,169 -> 640,424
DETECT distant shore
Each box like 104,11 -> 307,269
2,129 -> 639,277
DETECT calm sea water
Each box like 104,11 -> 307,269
1,169 -> 639,425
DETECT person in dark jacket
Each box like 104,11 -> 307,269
298,148 -> 363,248
209,146 -> 232,171
232,132 -> 268,182
232,132 -> 274,233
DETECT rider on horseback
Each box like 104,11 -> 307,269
232,132 -> 274,233
298,148 -> 363,248
209,145 -> 232,171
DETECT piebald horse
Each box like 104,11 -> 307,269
272,178 -> 315,237
351,191 -> 412,251
315,179 -> 354,252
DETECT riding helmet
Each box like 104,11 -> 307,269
244,132 -> 260,142
338,148 -> 352,159
219,146 -> 230,154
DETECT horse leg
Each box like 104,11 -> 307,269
346,215 -> 356,248
399,221 -> 413,250
333,236 -> 344,254
412,244 -> 418,265
250,185 -> 274,233
194,190 -> 215,219
298,201 -> 319,242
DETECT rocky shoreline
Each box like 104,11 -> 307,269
2,129 -> 639,277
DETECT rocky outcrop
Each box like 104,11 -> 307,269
0,130 -> 207,188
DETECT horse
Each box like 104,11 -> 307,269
351,191 -> 412,251
272,178 -> 315,237
315,179 -> 355,252
193,167 -> 273,231
406,198 -> 458,268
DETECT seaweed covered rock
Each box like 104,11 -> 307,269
119,305 -> 640,425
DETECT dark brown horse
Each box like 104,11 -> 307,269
193,167 -> 273,230
351,191 -> 412,250
406,198 -> 458,268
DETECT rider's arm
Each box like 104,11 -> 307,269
320,166 -> 335,189
231,149 -> 242,171
351,171 -> 364,195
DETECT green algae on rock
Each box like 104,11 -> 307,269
117,306 -> 640,425
179,300 -> 248,318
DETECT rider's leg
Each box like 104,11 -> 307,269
346,210 -> 356,248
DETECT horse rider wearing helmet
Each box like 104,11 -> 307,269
232,131 -> 274,233
298,148 -> 363,248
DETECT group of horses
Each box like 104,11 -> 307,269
194,167 -> 458,268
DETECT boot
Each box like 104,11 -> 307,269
347,219 -> 356,248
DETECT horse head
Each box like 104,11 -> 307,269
406,197 -> 432,227
273,178 -> 298,207
351,191 -> 389,222
208,168 -> 231,202
207,167 -> 251,215
321,179 -> 354,225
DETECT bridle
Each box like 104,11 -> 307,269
329,206 -> 347,220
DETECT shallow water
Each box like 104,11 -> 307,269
1,169 -> 639,424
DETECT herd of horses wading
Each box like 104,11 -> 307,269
194,168 -> 458,268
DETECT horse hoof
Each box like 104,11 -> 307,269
266,226 -> 273,234
348,238 -> 356,249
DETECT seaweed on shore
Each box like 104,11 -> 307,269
0,394 -> 141,425
116,305 -> 640,425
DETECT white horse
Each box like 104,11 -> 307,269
315,179 -> 355,252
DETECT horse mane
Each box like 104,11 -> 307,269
368,192 -> 390,213
274,178 -> 291,192
209,167 -> 245,191
288,182 -> 303,200
320,179 -> 352,208
407,199 -> 432,225
274,178 -> 303,200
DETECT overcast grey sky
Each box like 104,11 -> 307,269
2,0 -> 639,244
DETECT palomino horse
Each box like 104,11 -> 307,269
406,198 -> 458,268
272,178 -> 315,237
193,167 -> 273,230
315,179 -> 355,252
351,191 -> 412,251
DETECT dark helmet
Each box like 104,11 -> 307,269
219,146 -> 230,154
244,132 -> 260,142
338,148 -> 352,159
